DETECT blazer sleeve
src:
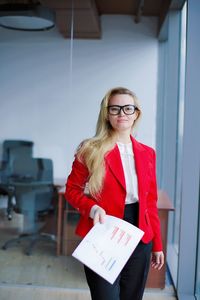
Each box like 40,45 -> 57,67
147,149 -> 163,252
65,156 -> 97,218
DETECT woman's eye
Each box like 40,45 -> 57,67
125,107 -> 132,111
111,108 -> 119,113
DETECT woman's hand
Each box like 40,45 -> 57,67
151,251 -> 164,270
90,205 -> 106,225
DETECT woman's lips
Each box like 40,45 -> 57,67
117,118 -> 128,122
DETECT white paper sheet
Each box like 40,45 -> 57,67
72,215 -> 144,284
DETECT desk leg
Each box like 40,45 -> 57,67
57,193 -> 64,256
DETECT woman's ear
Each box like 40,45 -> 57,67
134,110 -> 139,121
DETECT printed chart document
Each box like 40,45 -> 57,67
72,215 -> 144,284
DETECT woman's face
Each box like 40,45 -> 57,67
107,94 -> 138,133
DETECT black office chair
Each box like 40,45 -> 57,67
1,140 -> 56,255
0,140 -> 34,220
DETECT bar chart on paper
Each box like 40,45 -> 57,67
72,215 -> 144,284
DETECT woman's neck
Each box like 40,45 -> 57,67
116,132 -> 131,144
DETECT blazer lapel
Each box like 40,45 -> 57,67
105,145 -> 126,190
131,136 -> 149,198
105,137 -> 149,194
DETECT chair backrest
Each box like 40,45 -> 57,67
10,158 -> 53,183
2,140 -> 33,162
1,140 -> 34,183
1,140 -> 53,184
12,158 -> 54,217
36,158 -> 53,182
11,158 -> 38,182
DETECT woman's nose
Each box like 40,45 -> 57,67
119,108 -> 125,116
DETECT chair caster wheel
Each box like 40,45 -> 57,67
7,215 -> 12,221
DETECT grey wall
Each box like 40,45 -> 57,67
0,16 -> 158,179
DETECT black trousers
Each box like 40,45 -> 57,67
84,203 -> 152,300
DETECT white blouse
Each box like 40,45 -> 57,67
117,142 -> 139,204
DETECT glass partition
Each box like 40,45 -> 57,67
0,9 -> 163,294
195,179 -> 200,299
173,1 -> 187,255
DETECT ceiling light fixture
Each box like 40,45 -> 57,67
0,2 -> 55,31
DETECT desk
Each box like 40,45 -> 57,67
146,190 -> 174,288
57,189 -> 174,288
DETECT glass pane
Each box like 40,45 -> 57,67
195,178 -> 200,299
173,2 -> 187,253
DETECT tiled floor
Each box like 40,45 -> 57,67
0,284 -> 177,300
0,205 -> 177,300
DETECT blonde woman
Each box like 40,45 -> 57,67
65,87 -> 164,300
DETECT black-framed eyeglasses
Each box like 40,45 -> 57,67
107,105 -> 138,115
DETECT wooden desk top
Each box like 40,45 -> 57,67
56,183 -> 174,212
158,190 -> 174,210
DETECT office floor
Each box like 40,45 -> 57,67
0,204 -> 177,300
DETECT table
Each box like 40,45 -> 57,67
56,189 -> 174,288
146,190 -> 174,288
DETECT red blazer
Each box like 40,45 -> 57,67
65,136 -> 163,252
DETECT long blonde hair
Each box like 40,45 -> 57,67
77,87 -> 142,199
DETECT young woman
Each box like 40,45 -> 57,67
65,87 -> 164,300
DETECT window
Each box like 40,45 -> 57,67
195,180 -> 200,299
173,2 -> 187,255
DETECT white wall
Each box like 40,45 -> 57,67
0,15 -> 158,179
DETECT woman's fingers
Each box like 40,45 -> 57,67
151,251 -> 164,270
93,207 -> 106,225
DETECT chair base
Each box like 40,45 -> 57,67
2,232 -> 56,255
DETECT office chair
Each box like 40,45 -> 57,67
0,140 -> 34,220
1,141 -> 56,255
